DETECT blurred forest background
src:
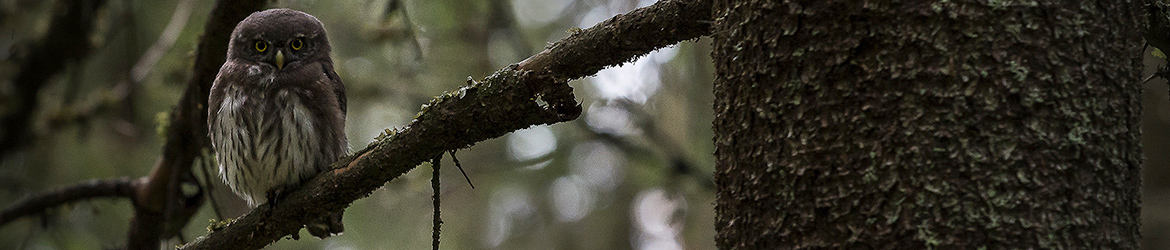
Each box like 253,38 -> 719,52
0,0 -> 714,249
0,0 -> 1165,249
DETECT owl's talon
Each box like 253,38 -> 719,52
264,191 -> 274,208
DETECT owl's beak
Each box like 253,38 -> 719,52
275,50 -> 285,70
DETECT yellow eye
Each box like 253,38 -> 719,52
290,38 -> 304,50
254,41 -> 267,52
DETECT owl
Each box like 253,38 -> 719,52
208,8 -> 347,238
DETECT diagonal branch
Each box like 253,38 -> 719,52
179,0 -> 712,249
131,0 -> 198,83
0,178 -> 137,226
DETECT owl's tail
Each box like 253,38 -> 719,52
306,210 -> 345,239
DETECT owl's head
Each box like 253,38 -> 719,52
227,8 -> 331,71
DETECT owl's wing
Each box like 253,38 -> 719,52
207,63 -> 233,132
322,62 -> 346,116
207,60 -> 255,131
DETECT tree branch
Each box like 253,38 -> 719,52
0,178 -> 137,226
179,0 -> 712,249
518,0 -> 712,79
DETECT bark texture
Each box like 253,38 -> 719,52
712,1 -> 1143,249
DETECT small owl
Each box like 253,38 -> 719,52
208,8 -> 346,238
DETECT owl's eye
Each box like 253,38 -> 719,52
290,38 -> 304,50
254,41 -> 268,52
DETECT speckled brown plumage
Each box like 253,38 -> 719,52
208,8 -> 346,239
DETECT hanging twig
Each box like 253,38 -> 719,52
431,156 -> 443,250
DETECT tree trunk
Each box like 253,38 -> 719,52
711,1 -> 1144,249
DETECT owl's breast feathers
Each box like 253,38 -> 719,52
208,59 -> 346,207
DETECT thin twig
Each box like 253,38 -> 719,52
580,101 -> 715,190
131,0 -> 197,82
448,150 -> 474,189
377,0 -> 424,61
44,80 -> 134,131
431,156 -> 442,250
